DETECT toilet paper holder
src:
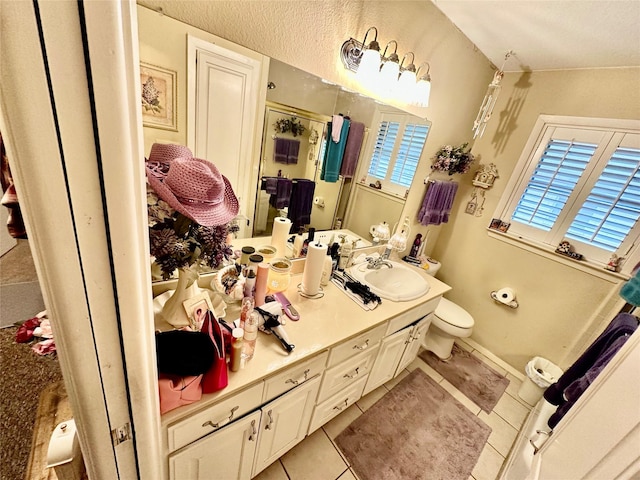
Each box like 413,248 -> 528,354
490,290 -> 519,308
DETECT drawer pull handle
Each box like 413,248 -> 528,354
248,420 -> 257,442
529,429 -> 551,455
353,339 -> 369,351
285,368 -> 310,386
202,406 -> 239,430
333,398 -> 349,412
343,367 -> 360,379
265,410 -> 274,430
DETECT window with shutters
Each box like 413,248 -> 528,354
360,110 -> 430,198
493,115 -> 640,276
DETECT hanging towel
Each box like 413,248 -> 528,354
287,139 -> 300,164
340,121 -> 365,179
287,179 -> 315,230
543,312 -> 638,429
321,119 -> 350,183
417,180 -> 459,225
274,138 -> 290,164
269,177 -> 292,209
332,115 -> 344,143
263,177 -> 278,194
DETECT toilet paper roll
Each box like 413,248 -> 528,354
271,217 -> 292,258
301,241 -> 328,296
496,287 -> 516,304
313,196 -> 325,208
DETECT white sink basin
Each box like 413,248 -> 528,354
348,260 -> 430,301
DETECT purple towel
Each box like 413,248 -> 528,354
274,138 -> 290,164
287,179 -> 315,230
417,180 -> 459,225
340,121 -> 365,178
287,139 -> 300,164
264,177 -> 278,194
269,177 -> 292,209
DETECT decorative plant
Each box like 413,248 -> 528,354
147,190 -> 237,280
141,76 -> 162,115
273,116 -> 306,137
431,143 -> 475,175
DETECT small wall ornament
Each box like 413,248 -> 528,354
273,116 -> 306,137
555,240 -> 584,260
472,163 -> 499,189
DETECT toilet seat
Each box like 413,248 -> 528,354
434,297 -> 474,329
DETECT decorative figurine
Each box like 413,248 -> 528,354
555,240 -> 583,260
472,163 -> 499,189
605,254 -> 622,272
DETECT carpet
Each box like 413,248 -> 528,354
335,369 -> 491,480
419,344 -> 509,413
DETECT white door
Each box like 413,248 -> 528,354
363,328 -> 411,396
530,330 -> 640,479
396,315 -> 432,375
253,375 -> 321,477
188,36 -> 268,236
169,410 -> 261,480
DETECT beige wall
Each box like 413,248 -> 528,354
137,2 -> 640,372
433,68 -> 640,370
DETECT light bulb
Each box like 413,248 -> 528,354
413,76 -> 431,108
356,48 -> 381,88
397,68 -> 417,103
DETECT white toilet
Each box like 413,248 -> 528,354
422,258 -> 475,360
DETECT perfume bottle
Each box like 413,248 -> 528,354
242,311 -> 259,360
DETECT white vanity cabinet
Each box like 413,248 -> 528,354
169,410 -> 261,480
252,375 -> 321,477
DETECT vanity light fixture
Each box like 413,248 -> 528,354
379,41 -> 400,95
340,28 -> 432,107
412,63 -> 432,108
472,50 -> 514,138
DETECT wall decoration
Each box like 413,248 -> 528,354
140,63 -> 177,131
431,143 -> 475,175
555,240 -> 583,260
472,163 -> 499,189
273,116 -> 306,137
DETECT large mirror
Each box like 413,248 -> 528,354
138,7 -> 431,245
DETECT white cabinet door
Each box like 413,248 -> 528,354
396,315 -> 432,375
253,375 -> 321,477
363,328 -> 410,396
169,410 -> 261,480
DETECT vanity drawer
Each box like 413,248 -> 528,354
166,381 -> 264,453
386,297 -> 440,336
262,351 -> 328,403
327,323 -> 386,367
317,345 -> 379,403
308,376 -> 367,434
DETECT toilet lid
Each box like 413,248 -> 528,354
435,297 -> 474,329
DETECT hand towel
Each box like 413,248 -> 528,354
287,179 -> 315,230
287,139 -> 300,164
332,115 -> 344,143
417,180 -> 459,225
263,177 -> 278,194
269,177 -> 292,209
321,119 -> 350,183
274,137 -> 290,164
340,121 -> 365,179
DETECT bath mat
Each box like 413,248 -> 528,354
335,369 -> 491,480
419,344 -> 509,413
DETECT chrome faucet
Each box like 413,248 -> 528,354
366,247 -> 394,270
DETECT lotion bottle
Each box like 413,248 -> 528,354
292,228 -> 305,258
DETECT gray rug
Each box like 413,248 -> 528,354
335,369 -> 491,480
419,344 -> 510,413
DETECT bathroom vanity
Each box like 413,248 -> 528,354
156,235 -> 450,480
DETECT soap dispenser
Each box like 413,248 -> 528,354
338,235 -> 352,271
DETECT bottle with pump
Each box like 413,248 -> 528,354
338,235 -> 352,271
301,227 -> 315,257
292,227 -> 305,258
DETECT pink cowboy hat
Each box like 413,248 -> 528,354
145,147 -> 239,227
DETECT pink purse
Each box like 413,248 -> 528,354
158,374 -> 203,414
201,310 -> 229,393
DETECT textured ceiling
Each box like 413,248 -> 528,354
431,0 -> 640,71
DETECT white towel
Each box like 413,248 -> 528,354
332,115 -> 344,143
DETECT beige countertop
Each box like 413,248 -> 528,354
157,231 -> 451,425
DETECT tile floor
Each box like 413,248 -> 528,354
254,338 -> 534,480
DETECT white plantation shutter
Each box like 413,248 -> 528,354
512,139 -> 597,230
391,124 -> 430,188
368,121 -> 399,179
496,116 -> 640,274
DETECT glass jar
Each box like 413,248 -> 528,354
240,246 -> 255,266
267,257 -> 292,293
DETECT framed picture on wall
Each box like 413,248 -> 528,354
140,62 -> 177,131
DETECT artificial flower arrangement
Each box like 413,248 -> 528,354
147,188 -> 237,280
431,143 -> 475,175
273,116 -> 306,137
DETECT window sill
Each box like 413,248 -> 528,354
486,229 -> 630,283
356,181 -> 406,202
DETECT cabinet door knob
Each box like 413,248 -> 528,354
248,419 -> 257,442
352,339 -> 369,351
265,410 -> 274,430
285,368 -> 310,386
202,406 -> 239,430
